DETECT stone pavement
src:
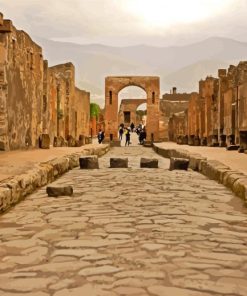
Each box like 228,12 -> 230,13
0,145 -> 247,295
156,142 -> 247,176
0,143 -> 101,182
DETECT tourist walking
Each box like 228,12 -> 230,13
125,128 -> 131,146
97,129 -> 104,144
130,122 -> 135,132
119,126 -> 124,140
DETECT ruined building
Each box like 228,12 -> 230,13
118,99 -> 146,127
0,13 -> 90,151
48,63 -> 90,147
159,87 -> 192,141
0,13 -> 45,150
168,61 -> 247,150
168,110 -> 188,144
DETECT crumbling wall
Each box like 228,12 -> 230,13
48,63 -> 75,144
168,111 -> 188,144
0,17 -> 44,150
200,77 -> 219,145
74,87 -> 90,138
118,99 -> 146,127
159,93 -> 190,141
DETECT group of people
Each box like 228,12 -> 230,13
98,122 -> 146,146
136,125 -> 147,145
119,122 -> 146,146
119,123 -> 131,146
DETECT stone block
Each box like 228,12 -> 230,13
189,154 -> 207,171
53,136 -> 66,147
140,158 -> 158,168
157,147 -> 170,158
79,155 -> 99,169
169,157 -> 189,171
78,135 -> 85,146
222,171 -> 245,189
110,158 -> 128,168
67,136 -> 77,147
39,134 -> 50,149
143,141 -> 152,147
238,147 -> 245,153
232,177 -> 247,200
226,145 -> 240,151
0,186 -> 12,212
200,160 -> 230,182
46,185 -> 73,197
0,20 -> 12,33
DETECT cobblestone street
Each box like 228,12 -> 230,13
0,144 -> 247,296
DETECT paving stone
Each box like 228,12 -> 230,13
79,155 -> 99,169
141,243 -> 164,251
140,158 -> 158,168
46,185 -> 73,197
53,284 -> 116,296
113,286 -> 146,295
110,158 -> 128,168
148,285 -> 212,296
169,157 -> 189,170
0,143 -> 247,295
52,249 -> 97,258
0,277 -> 57,292
79,265 -> 123,276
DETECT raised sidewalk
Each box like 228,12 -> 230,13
154,142 -> 247,201
0,144 -> 109,213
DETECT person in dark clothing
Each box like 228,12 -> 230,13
130,122 -> 135,132
139,127 -> 147,145
97,129 -> 104,144
119,126 -> 124,140
125,128 -> 131,146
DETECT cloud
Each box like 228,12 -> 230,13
0,0 -> 247,46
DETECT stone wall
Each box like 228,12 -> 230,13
0,17 -> 45,150
200,77 -> 219,146
74,87 -> 90,138
0,13 -> 91,150
168,111 -> 188,144
159,97 -> 189,141
118,99 -> 146,127
168,61 -> 247,150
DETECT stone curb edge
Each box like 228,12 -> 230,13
0,145 -> 110,214
153,144 -> 247,201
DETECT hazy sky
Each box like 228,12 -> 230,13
0,0 -> 247,46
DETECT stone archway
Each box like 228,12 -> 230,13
118,99 -> 147,127
105,76 -> 160,142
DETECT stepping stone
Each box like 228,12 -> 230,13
110,158 -> 128,168
46,185 -> 73,197
39,134 -> 50,149
79,155 -> 99,169
140,158 -> 158,168
238,147 -> 245,153
169,157 -> 189,171
226,145 -> 240,151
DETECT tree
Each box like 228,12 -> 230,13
90,103 -> 100,119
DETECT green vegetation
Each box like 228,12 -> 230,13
90,103 -> 100,119
136,110 -> 147,117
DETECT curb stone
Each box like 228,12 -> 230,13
153,143 -> 247,201
0,144 -> 109,214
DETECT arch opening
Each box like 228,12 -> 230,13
118,86 -> 147,128
104,76 -> 160,142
